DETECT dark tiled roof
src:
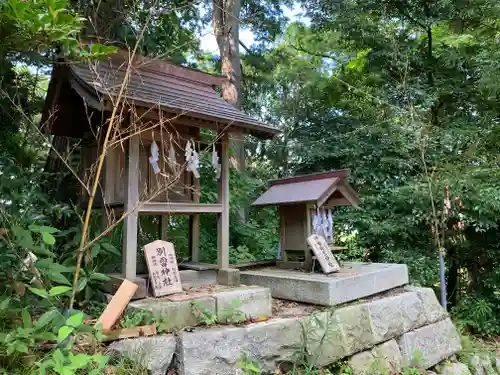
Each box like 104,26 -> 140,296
67,51 -> 279,139
252,170 -> 360,207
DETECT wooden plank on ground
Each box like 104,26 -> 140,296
101,325 -> 157,341
96,279 -> 138,331
307,234 -> 340,274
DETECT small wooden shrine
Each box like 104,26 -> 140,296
252,170 -> 360,271
41,48 -> 279,291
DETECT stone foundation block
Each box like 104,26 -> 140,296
337,304 -> 376,355
348,339 -> 402,375
178,318 -> 303,375
217,268 -> 240,286
109,335 -> 177,375
405,286 -> 448,324
441,362 -> 471,375
397,318 -> 461,369
215,287 -> 272,321
304,310 -> 346,366
129,296 -> 216,332
368,291 -> 427,343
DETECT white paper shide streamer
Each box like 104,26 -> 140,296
149,140 -> 161,174
212,143 -> 221,179
168,144 -> 176,169
185,140 -> 200,179
312,208 -> 334,241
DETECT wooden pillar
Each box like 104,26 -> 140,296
190,174 -> 201,262
122,134 -> 140,279
159,215 -> 169,241
217,133 -> 230,269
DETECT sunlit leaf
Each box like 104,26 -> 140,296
28,287 -> 48,299
57,325 -> 73,343
49,286 -> 72,297
66,311 -> 84,327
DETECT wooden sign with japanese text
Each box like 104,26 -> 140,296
307,234 -> 340,274
144,240 -> 183,297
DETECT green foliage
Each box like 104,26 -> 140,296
120,309 -> 155,329
452,296 -> 498,335
0,159 -> 114,373
119,308 -> 169,333
240,0 -> 500,335
190,301 -> 217,326
236,353 -> 262,375
218,299 -> 247,324
457,334 -> 496,369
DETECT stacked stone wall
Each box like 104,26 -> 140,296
111,286 -> 462,375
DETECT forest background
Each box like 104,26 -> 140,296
0,0 -> 500,347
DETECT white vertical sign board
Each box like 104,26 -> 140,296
144,240 -> 183,297
307,234 -> 340,274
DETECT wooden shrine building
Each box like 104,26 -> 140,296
252,170 -> 360,271
42,49 -> 279,288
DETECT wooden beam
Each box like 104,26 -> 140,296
217,133 -> 230,269
122,133 -> 140,280
139,202 -> 222,214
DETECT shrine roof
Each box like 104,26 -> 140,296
42,49 -> 279,139
252,170 -> 360,208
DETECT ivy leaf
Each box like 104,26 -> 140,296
52,348 -> 65,365
15,342 -> 28,354
0,298 -> 10,311
28,287 -> 48,299
57,325 -> 73,343
31,246 -> 54,257
76,277 -> 87,292
28,225 -> 59,234
47,271 -> 71,286
90,243 -> 101,259
42,231 -> 56,245
69,354 -> 91,368
35,332 -> 57,342
37,259 -> 74,273
22,310 -> 32,328
89,272 -> 110,282
11,225 -> 34,249
49,286 -> 73,297
101,242 -> 120,256
66,311 -> 84,327
35,309 -> 60,329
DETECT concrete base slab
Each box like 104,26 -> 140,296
240,262 -> 409,306
180,269 -> 217,288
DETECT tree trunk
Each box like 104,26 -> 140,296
213,0 -> 242,109
45,0 -> 124,175
213,0 -> 246,220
